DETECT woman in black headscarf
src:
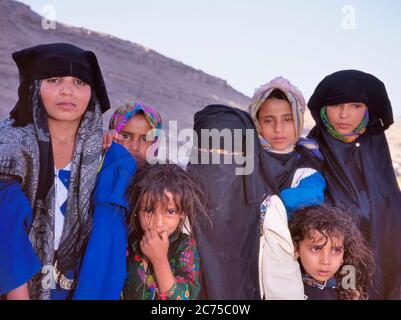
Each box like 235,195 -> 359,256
188,105 -> 304,300
0,43 -> 111,300
308,70 -> 401,300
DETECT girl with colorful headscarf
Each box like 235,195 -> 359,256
248,76 -> 326,217
307,70 -> 401,300
106,102 -> 162,167
73,102 -> 162,300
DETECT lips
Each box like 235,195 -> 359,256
336,123 -> 351,129
273,137 -> 286,143
57,102 -> 77,109
317,270 -> 330,277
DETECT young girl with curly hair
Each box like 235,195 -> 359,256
289,205 -> 374,300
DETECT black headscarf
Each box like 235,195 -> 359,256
308,70 -> 401,300
308,69 -> 393,132
188,105 -> 279,299
11,43 -> 110,126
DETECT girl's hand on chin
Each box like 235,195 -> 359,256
140,229 -> 169,263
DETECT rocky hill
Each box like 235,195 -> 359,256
0,0 -> 249,131
0,0 -> 399,169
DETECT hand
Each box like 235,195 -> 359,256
102,130 -> 123,149
6,283 -> 30,300
140,229 -> 169,265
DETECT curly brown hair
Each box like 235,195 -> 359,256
289,205 -> 375,300
126,163 -> 210,237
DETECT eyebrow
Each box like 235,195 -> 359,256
308,244 -> 324,248
260,113 -> 292,118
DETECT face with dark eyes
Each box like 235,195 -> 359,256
295,229 -> 344,283
138,191 -> 183,237
326,102 -> 368,135
119,113 -> 154,166
40,76 -> 91,123
257,98 -> 297,151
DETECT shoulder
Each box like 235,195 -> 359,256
0,179 -> 31,212
292,169 -> 326,188
296,137 -> 322,158
0,122 -> 38,187
175,233 -> 198,256
295,138 -> 324,172
100,142 -> 137,174
178,232 -> 197,247
0,119 -> 36,144
0,120 -> 38,159
94,142 -> 137,204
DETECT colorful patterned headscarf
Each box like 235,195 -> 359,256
248,76 -> 306,153
320,106 -> 369,143
109,101 -> 162,157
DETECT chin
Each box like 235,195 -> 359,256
313,274 -> 333,282
335,128 -> 353,135
271,144 -> 290,152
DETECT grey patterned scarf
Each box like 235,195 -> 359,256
0,80 -> 103,299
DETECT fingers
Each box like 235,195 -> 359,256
160,230 -> 168,242
102,130 -> 123,149
114,132 -> 124,142
149,228 -> 161,239
102,131 -> 114,149
143,229 -> 152,243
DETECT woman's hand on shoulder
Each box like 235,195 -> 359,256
102,130 -> 123,149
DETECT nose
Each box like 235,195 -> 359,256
274,121 -> 283,133
59,81 -> 73,96
319,251 -> 330,265
338,104 -> 349,119
128,138 -> 140,152
152,213 -> 164,228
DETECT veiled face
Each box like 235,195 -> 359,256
40,76 -> 91,123
326,103 -> 367,135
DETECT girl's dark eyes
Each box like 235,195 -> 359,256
143,208 -> 153,214
121,132 -> 132,140
47,78 -> 60,84
167,209 -> 177,215
45,78 -> 88,86
284,117 -> 293,122
310,246 -> 321,253
75,79 -> 88,86
331,246 -> 343,254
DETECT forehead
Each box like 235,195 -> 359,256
141,190 -> 179,205
123,114 -> 151,133
305,229 -> 344,246
258,98 -> 292,117
329,102 -> 368,108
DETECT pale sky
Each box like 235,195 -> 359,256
18,0 -> 401,117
